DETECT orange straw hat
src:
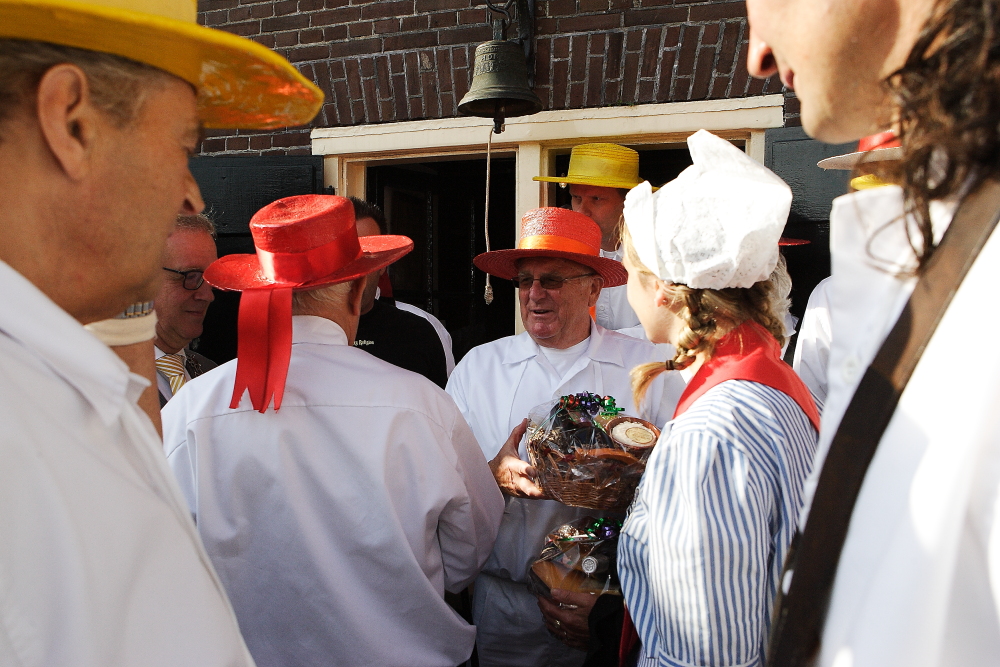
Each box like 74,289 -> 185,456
534,143 -> 646,190
0,0 -> 323,129
473,208 -> 627,287
206,195 -> 412,413
816,130 -> 902,170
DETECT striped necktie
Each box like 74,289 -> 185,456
156,353 -> 188,396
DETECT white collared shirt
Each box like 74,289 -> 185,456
0,260 -> 253,667
792,276 -> 833,409
446,320 -> 686,583
163,316 -> 504,667
801,186 -> 1000,667
597,247 -> 642,332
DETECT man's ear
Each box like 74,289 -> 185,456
588,275 -> 604,308
346,277 -> 366,317
35,64 -> 100,181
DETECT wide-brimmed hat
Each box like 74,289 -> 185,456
0,0 -> 322,129
473,208 -> 627,287
817,130 -> 902,170
207,195 -> 412,414
534,143 -> 646,190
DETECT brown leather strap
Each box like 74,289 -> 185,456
766,178 -> 1000,667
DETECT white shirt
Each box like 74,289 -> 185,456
163,316 -> 504,667
395,300 -> 456,376
0,260 -> 253,667
800,186 -> 1000,667
446,320 -> 686,584
596,247 -> 641,332
792,276 -> 833,409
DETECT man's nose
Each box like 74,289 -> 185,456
180,170 -> 205,215
746,27 -> 778,79
195,278 -> 215,303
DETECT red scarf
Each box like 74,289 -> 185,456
619,320 -> 819,665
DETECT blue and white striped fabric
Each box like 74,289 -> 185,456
619,380 -> 817,667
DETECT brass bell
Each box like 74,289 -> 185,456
459,39 -> 543,133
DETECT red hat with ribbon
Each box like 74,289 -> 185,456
205,195 -> 413,413
473,208 -> 627,287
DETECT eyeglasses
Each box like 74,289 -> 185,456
511,272 -> 596,290
163,267 -> 206,290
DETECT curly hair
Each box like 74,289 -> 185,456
622,228 -> 791,405
873,0 -> 1000,267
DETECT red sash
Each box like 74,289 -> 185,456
619,320 -> 819,665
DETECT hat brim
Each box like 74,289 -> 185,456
778,237 -> 810,246
816,146 -> 903,170
473,249 -> 627,287
533,174 -> 645,190
0,0 -> 323,129
205,235 -> 413,292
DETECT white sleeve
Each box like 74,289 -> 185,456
161,399 -> 197,519
436,407 -> 504,593
793,277 -> 834,409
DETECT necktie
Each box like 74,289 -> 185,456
156,353 -> 188,396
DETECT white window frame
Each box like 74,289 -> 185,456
311,94 -> 784,330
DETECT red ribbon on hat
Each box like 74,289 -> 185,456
231,288 -> 294,412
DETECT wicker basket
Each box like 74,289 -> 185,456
527,434 -> 648,512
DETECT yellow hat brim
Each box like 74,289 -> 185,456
0,0 -> 323,129
533,174 -> 645,189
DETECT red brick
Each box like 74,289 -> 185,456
691,46 -> 716,99
362,77 -> 379,120
249,135 -> 272,150
374,18 -> 399,34
345,59 -> 364,98
274,31 -> 297,46
228,6 -> 250,20
401,14 -> 427,30
580,0 -> 609,11
437,25 -> 488,45
640,28 -> 660,77
535,17 -> 557,35
703,23 -> 720,44
534,38 -> 551,86
333,78 -> 351,124
663,25 -> 681,48
551,58 -> 568,107
730,40 -> 750,95
298,0 -> 324,10
262,14 -> 309,30
225,20 -> 261,36
200,138 -> 226,153
710,77 -> 729,98
299,28 -> 324,43
657,49 -> 676,101
604,80 -> 620,104
226,136 -> 250,151
716,20 -> 741,73
309,6 -> 360,25
430,10 -> 459,28
689,1 -> 746,22
322,24 -> 347,40
421,69 -> 440,117
251,33 -> 277,47
586,56 -> 604,106
638,78 -> 654,103
329,37 -> 380,58
361,1 -> 411,20
392,74 -> 409,119
289,44 -> 330,61
285,147 -> 311,156
589,32 -> 606,52
375,55 -> 392,96
202,0 -> 238,10
546,0 -> 575,17
625,29 -> 642,51
569,35 -> 587,81
360,57 -> 375,77
204,9 -> 227,25
348,21 -> 373,38
763,75 -> 783,94
558,13 -> 619,32
436,49 -> 453,92
568,81 -> 584,107
440,90 -> 455,116
351,100 -> 365,124
670,76 -> 691,101
621,51 -> 639,101
389,52 -> 405,74
746,73 -> 767,95
384,30 -> 437,50
623,7 -> 687,27
274,0 -> 298,15
416,0 -> 465,9
249,3 -> 273,17
675,25 -> 699,76
457,8 -> 483,25
606,31 -> 623,75
452,47 -> 471,101
552,36 -> 569,59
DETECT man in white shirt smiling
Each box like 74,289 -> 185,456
0,1 -> 321,664
447,207 -> 685,667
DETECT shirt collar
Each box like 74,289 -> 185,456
154,345 -> 187,360
291,315 -> 349,346
502,320 -> 624,367
0,260 -> 141,426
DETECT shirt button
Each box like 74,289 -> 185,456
842,354 -> 861,383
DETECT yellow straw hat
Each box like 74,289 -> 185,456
0,0 -> 323,129
534,143 -> 645,190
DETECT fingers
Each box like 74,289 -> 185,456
539,595 -> 590,648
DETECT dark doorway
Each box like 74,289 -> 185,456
367,157 -> 517,362
189,155 -> 325,364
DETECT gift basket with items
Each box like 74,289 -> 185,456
525,391 -> 660,512
528,516 -> 624,597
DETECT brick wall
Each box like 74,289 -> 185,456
198,0 -> 786,156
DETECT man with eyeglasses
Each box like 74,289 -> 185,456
446,208 -> 685,667
153,214 -> 219,405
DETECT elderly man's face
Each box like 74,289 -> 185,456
154,228 -> 217,354
90,76 -> 204,307
517,257 -> 602,349
745,0 -> 935,142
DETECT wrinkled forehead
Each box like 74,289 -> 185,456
516,256 -> 591,276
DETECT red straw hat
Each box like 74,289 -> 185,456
206,195 -> 413,413
473,208 -> 627,287
816,130 -> 903,170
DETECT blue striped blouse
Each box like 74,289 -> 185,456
619,380 -> 817,667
